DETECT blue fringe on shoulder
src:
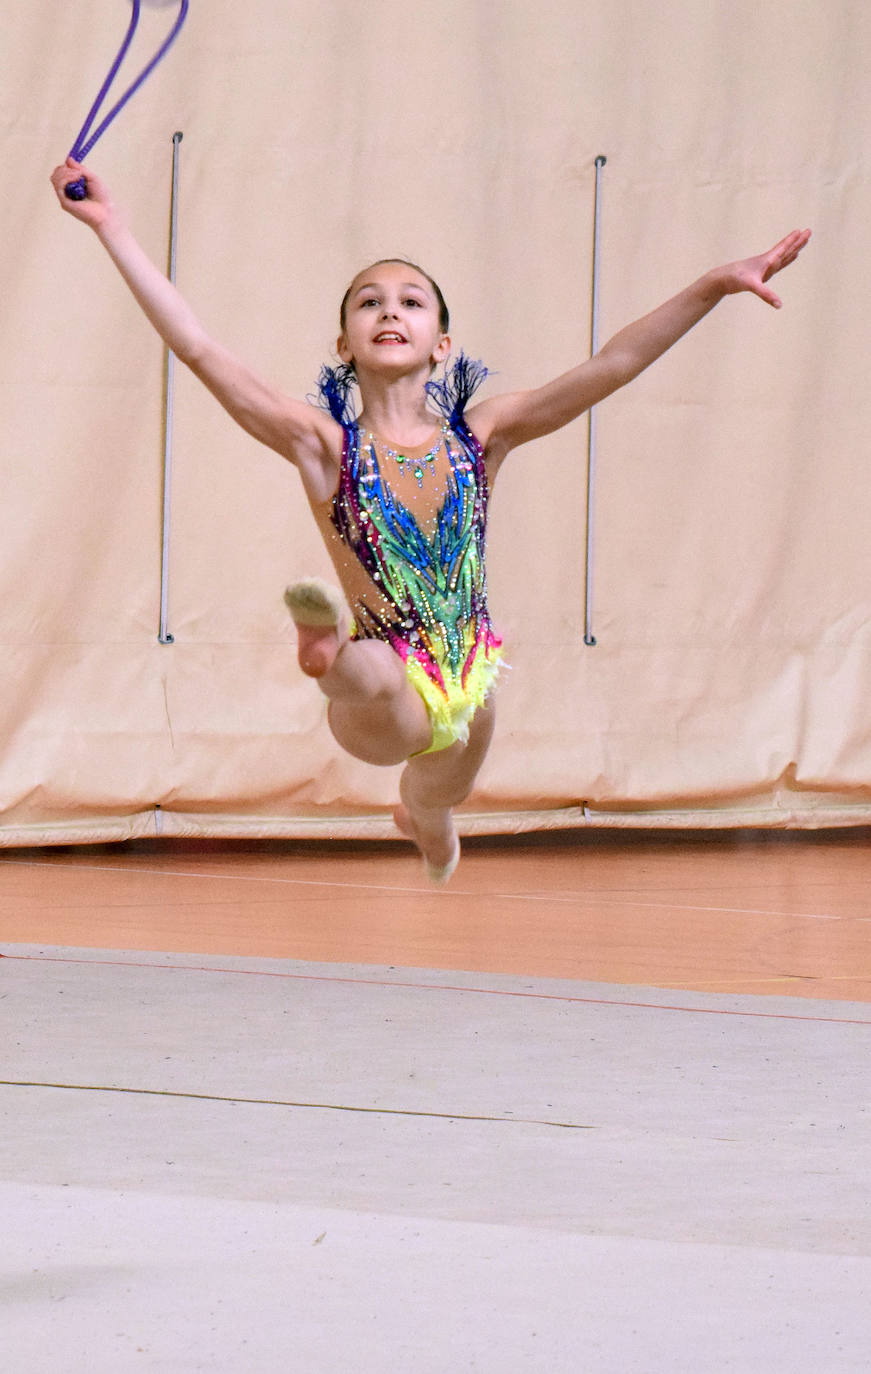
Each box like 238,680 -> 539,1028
426,353 -> 490,430
313,352 -> 489,431
313,362 -> 358,426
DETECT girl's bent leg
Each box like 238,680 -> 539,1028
394,700 -> 496,881
287,578 -> 432,764
286,579 -> 494,865
324,639 -> 433,765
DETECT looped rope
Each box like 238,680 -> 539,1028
65,0 -> 190,201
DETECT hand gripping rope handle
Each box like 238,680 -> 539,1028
65,0 -> 190,200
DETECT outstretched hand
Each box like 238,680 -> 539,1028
720,229 -> 812,309
49,157 -> 117,232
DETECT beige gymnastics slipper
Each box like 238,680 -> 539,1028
283,578 -> 347,628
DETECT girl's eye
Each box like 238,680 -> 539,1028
361,298 -> 379,308
404,298 -> 422,308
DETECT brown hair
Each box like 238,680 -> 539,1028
339,259 -> 450,334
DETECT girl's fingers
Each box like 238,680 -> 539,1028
764,229 -> 811,279
749,273 -> 782,307
51,161 -> 84,190
774,229 -> 808,253
51,158 -> 88,186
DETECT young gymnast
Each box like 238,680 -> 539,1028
50,156 -> 810,881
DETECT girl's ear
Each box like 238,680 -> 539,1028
432,333 -> 451,365
337,332 -> 353,365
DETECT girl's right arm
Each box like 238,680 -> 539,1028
467,228 -> 811,469
50,159 -> 340,496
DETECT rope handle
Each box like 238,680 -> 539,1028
65,0 -> 189,200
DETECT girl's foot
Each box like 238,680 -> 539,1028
393,803 -> 460,884
284,578 -> 348,678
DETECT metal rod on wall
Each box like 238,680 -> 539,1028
583,153 -> 607,647
158,129 -> 183,645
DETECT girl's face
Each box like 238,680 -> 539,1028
338,262 -> 451,376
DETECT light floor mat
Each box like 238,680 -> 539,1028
3,946 -> 870,1371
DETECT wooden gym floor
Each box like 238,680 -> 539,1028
2,826 -> 869,1002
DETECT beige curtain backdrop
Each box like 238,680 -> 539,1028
2,0 -> 868,844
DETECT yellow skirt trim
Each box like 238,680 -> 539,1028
406,645 -> 505,756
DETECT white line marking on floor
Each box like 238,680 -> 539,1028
0,857 -> 858,923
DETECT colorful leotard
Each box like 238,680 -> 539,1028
309,355 -> 503,754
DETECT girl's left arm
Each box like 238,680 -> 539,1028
468,229 -> 811,460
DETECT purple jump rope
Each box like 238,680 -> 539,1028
65,0 -> 190,200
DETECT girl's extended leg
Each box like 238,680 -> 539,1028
393,700 -> 496,881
